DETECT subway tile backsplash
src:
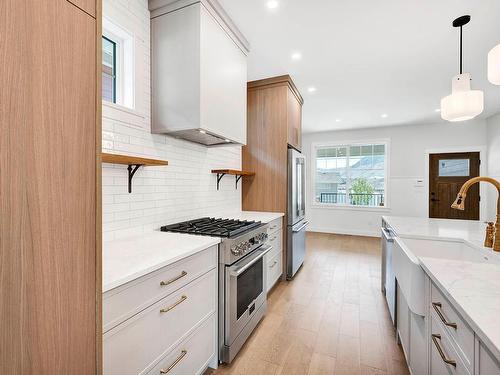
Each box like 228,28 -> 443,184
103,0 -> 242,241
102,121 -> 242,241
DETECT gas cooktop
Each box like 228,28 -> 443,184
160,217 -> 263,238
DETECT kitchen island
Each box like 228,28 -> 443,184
382,215 -> 500,374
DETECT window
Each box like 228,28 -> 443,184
102,17 -> 135,110
438,159 -> 470,176
102,36 -> 117,103
313,142 -> 388,207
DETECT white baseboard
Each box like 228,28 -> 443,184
306,225 -> 380,238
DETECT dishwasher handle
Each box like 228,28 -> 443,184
382,228 -> 394,243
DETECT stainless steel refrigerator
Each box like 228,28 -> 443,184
287,148 -> 308,279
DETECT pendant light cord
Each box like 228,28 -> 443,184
459,25 -> 463,74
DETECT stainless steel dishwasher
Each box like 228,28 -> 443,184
381,221 -> 396,325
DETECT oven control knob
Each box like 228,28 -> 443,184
231,245 -> 241,255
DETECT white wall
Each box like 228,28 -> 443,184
303,120 -> 489,237
102,0 -> 241,241
486,113 -> 500,221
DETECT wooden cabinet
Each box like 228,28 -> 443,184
1,1 -> 100,374
287,89 -> 303,150
243,76 -> 303,278
67,0 -> 96,17
103,246 -> 218,375
150,0 -> 249,145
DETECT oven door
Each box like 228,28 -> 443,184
224,245 -> 272,346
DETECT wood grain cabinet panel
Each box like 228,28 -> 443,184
243,75 -> 303,279
287,89 -> 303,151
0,0 -> 99,373
67,0 -> 96,17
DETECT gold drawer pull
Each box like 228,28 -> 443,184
160,350 -> 187,374
270,261 -> 278,268
432,302 -> 458,329
431,334 -> 457,367
160,295 -> 187,313
160,271 -> 187,286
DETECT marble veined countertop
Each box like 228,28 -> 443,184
420,257 -> 500,359
383,215 -> 487,249
383,215 -> 500,359
103,211 -> 284,292
103,232 -> 220,293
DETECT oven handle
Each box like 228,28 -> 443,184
229,245 -> 273,277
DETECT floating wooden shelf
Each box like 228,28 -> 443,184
211,169 -> 255,190
102,153 -> 168,166
102,152 -> 168,193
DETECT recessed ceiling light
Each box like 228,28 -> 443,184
266,0 -> 279,9
381,114 -> 388,118
291,52 -> 302,61
435,108 -> 441,113
307,87 -> 317,93
335,119 -> 341,122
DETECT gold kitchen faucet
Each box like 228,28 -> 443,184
451,177 -> 500,252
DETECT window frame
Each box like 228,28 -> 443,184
311,139 -> 391,211
102,17 -> 135,110
102,35 -> 117,103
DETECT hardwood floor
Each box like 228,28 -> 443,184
207,232 -> 410,375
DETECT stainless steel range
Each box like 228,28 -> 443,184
161,217 -> 271,364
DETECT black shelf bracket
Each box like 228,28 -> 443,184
215,173 -> 246,190
127,164 -> 142,193
216,173 -> 226,190
235,175 -> 243,189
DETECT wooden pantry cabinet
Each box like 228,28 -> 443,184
0,0 -> 101,374
242,75 -> 303,281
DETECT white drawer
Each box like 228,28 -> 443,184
103,270 -> 216,375
430,314 -> 470,375
267,217 -> 282,235
146,314 -> 216,375
266,251 -> 282,292
266,230 -> 282,260
103,246 -> 217,332
431,283 -> 474,372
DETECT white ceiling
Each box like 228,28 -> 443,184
218,0 -> 500,133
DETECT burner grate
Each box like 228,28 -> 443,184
160,217 -> 262,238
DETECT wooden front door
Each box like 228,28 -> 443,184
429,152 -> 480,220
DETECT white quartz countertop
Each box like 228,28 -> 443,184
420,257 -> 500,359
383,215 -> 486,250
103,232 -> 220,293
383,216 -> 500,359
230,211 -> 284,224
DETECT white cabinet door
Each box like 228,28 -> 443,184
430,315 -> 469,375
478,343 -> 500,375
397,284 -> 411,360
410,311 -> 428,375
200,5 -> 247,145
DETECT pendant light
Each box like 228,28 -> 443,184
488,43 -> 500,85
441,15 -> 484,122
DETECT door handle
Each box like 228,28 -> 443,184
430,198 -> 440,202
431,334 -> 457,367
432,302 -> 457,329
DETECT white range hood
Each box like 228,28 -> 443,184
149,0 -> 250,146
